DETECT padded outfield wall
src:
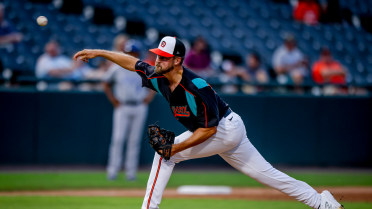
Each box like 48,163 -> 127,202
0,89 -> 371,167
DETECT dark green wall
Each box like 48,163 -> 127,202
1,90 -> 371,167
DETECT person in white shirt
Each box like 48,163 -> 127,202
272,34 -> 308,85
36,40 -> 84,79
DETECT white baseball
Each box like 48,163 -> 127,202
37,16 -> 48,26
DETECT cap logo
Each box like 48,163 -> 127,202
161,41 -> 166,47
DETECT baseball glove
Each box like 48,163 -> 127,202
148,124 -> 175,160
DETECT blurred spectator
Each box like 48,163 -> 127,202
0,3 -> 23,74
272,34 -> 308,85
104,36 -> 156,181
0,3 -> 22,46
312,47 -> 346,84
35,40 -> 76,79
84,59 -> 112,80
223,53 -> 269,94
71,59 -> 94,79
239,53 -> 269,84
78,59 -> 112,91
293,0 -> 321,25
112,33 -> 128,52
184,36 -> 214,78
219,60 -> 240,94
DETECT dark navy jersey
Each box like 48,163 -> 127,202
135,60 -> 229,132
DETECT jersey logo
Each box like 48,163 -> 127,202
171,106 -> 190,117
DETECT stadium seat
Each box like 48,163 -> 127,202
1,0 -> 371,84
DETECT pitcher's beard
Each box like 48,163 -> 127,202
155,64 -> 174,75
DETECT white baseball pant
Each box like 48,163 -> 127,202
141,111 -> 322,209
107,103 -> 148,180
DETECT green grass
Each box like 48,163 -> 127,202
0,196 -> 371,209
0,171 -> 371,191
0,171 -> 371,209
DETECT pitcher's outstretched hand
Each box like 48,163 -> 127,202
73,49 -> 100,63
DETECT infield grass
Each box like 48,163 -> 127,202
0,170 -> 371,191
0,196 -> 371,209
0,170 -> 371,209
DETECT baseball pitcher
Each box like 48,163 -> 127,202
74,36 -> 344,209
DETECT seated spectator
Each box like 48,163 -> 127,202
72,59 -> 94,79
312,47 -> 346,84
238,53 -> 269,84
0,3 -> 22,46
78,59 -> 111,91
84,59 -> 111,80
112,33 -> 129,52
36,40 -> 80,79
220,53 -> 270,94
184,36 -> 214,78
219,59 -> 240,94
0,3 -> 23,74
272,34 -> 308,85
293,0 -> 321,25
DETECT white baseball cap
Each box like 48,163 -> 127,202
149,36 -> 186,57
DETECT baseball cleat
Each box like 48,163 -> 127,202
126,176 -> 137,182
319,190 -> 344,209
107,174 -> 117,181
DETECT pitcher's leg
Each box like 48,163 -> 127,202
141,153 -> 175,209
220,139 -> 321,209
141,131 -> 192,209
171,116 -> 244,163
142,115 -> 244,209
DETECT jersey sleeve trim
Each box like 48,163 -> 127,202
185,91 -> 197,116
192,78 -> 209,89
136,69 -> 146,75
179,83 -> 197,116
179,83 -> 208,127
201,102 -> 208,127
150,78 -> 163,96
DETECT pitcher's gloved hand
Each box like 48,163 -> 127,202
148,124 -> 175,160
